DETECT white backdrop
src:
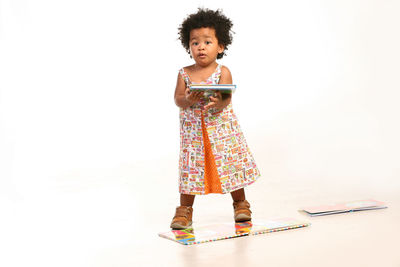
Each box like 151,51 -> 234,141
1,0 -> 399,200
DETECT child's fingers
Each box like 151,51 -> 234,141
214,91 -> 222,98
194,91 -> 203,98
187,90 -> 201,97
186,90 -> 204,104
204,102 -> 216,111
193,92 -> 204,101
209,96 -> 219,102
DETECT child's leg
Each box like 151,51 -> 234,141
230,188 -> 245,201
180,193 -> 195,206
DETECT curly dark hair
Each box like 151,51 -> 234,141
178,8 -> 233,59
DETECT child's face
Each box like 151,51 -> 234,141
189,27 -> 224,66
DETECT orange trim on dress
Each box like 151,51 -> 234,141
201,112 -> 223,194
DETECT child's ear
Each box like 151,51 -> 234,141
218,44 -> 225,54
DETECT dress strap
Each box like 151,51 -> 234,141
179,68 -> 191,85
212,64 -> 222,84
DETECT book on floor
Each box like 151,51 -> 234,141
159,218 -> 310,245
300,199 -> 387,217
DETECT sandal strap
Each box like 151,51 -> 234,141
233,200 -> 250,209
173,206 -> 192,219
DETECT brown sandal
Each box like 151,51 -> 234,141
170,206 -> 193,229
233,200 -> 252,222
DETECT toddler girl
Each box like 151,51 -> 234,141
171,8 -> 260,229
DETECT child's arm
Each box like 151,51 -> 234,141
174,72 -> 204,109
204,66 -> 232,111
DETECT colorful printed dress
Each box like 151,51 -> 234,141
178,64 -> 260,195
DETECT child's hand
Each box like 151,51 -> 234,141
204,91 -> 224,112
185,88 -> 204,105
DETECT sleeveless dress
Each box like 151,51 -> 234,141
178,64 -> 260,195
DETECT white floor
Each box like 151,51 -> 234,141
1,1 -> 400,266
3,155 -> 400,267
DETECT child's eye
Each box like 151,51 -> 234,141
206,41 -> 211,44
192,42 -> 199,46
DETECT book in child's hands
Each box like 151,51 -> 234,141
300,199 -> 387,217
189,84 -> 236,94
159,218 -> 310,245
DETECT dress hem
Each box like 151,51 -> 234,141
179,175 -> 260,196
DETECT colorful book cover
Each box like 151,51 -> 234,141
158,218 -> 310,245
189,84 -> 236,94
300,199 -> 387,217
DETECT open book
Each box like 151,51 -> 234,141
300,199 -> 387,217
159,218 -> 310,245
189,84 -> 236,94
